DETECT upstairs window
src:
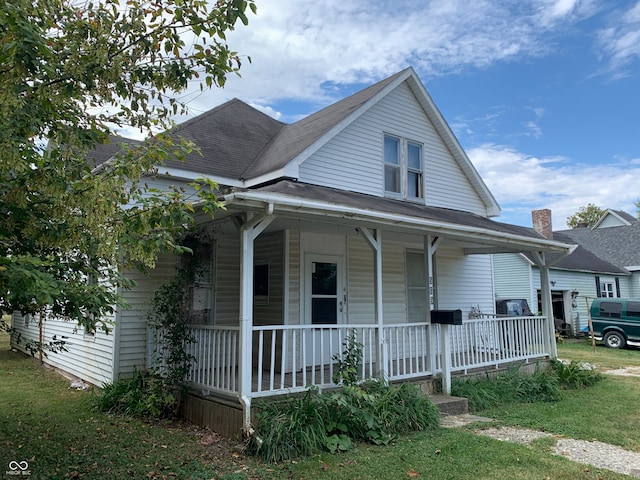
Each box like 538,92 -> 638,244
384,136 -> 401,193
384,134 -> 423,200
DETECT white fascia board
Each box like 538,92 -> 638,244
154,166 -> 244,187
223,190 -> 573,254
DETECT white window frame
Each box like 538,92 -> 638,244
406,250 -> 427,323
383,134 -> 424,200
600,278 -> 616,298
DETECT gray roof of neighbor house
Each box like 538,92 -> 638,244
559,223 -> 640,269
613,210 -> 637,223
524,231 -> 629,275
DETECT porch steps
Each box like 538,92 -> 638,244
430,394 -> 469,416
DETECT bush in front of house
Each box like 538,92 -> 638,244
94,369 -> 178,419
249,380 -> 440,462
451,360 -> 603,413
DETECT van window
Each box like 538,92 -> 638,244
628,302 -> 640,318
599,301 -> 622,318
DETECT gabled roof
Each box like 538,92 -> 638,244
89,68 -> 500,216
166,99 -> 285,179
592,209 -> 638,229
559,223 -> 640,270
239,70 -> 407,180
523,231 -> 628,275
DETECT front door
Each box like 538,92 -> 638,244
305,255 -> 344,366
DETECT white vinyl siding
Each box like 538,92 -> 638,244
596,214 -> 627,228
346,236 -> 407,324
298,82 -> 487,215
11,308 -> 117,387
118,252 -> 177,378
253,231 -> 285,327
214,234 -> 241,325
287,230 -> 301,325
492,253 -> 535,309
435,247 -> 494,318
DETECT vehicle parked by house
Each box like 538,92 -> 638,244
589,298 -> 640,348
495,298 -> 534,317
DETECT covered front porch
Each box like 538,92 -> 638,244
147,181 -> 574,435
174,314 -> 551,396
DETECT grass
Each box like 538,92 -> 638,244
0,328 -> 637,479
557,338 -> 640,370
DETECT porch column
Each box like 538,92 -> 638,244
358,227 -> 387,379
239,206 -> 275,430
531,251 -> 556,359
424,236 -> 435,374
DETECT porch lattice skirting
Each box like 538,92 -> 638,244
148,315 -> 551,400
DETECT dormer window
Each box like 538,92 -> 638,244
384,134 -> 423,200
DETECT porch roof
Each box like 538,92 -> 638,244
221,180 -> 575,255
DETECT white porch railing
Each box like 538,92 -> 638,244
147,316 -> 551,399
444,316 -> 550,373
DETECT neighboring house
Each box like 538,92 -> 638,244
11,67 -> 573,437
493,208 -> 638,336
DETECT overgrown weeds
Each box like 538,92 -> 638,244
94,369 -> 178,419
452,360 -> 603,413
550,358 -> 604,389
249,381 -> 440,462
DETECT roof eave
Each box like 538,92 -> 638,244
222,190 -> 572,254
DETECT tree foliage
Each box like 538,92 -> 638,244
566,203 -> 605,229
0,0 -> 256,334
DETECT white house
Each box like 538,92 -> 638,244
11,67 -> 574,437
493,209 -> 636,336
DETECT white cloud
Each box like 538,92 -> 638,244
179,0 -> 601,115
595,1 -> 640,77
468,143 -> 640,229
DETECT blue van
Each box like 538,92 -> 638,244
589,298 -> 640,349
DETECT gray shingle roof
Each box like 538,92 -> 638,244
238,179 -> 555,242
559,224 -> 640,269
239,70 -> 408,179
535,231 -> 628,274
166,99 -> 285,178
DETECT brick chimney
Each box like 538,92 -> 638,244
532,209 -> 553,239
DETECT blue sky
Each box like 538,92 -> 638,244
138,0 -> 640,230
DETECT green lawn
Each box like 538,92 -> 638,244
558,338 -> 640,370
1,330 -> 637,479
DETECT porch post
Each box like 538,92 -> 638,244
239,206 -> 275,431
358,227 -> 387,379
540,261 -> 557,358
532,251 -> 556,359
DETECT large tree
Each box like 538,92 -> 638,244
566,204 -> 605,229
0,0 -> 256,335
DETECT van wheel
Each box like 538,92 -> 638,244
604,331 -> 626,349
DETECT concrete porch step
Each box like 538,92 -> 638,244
430,394 -> 469,416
